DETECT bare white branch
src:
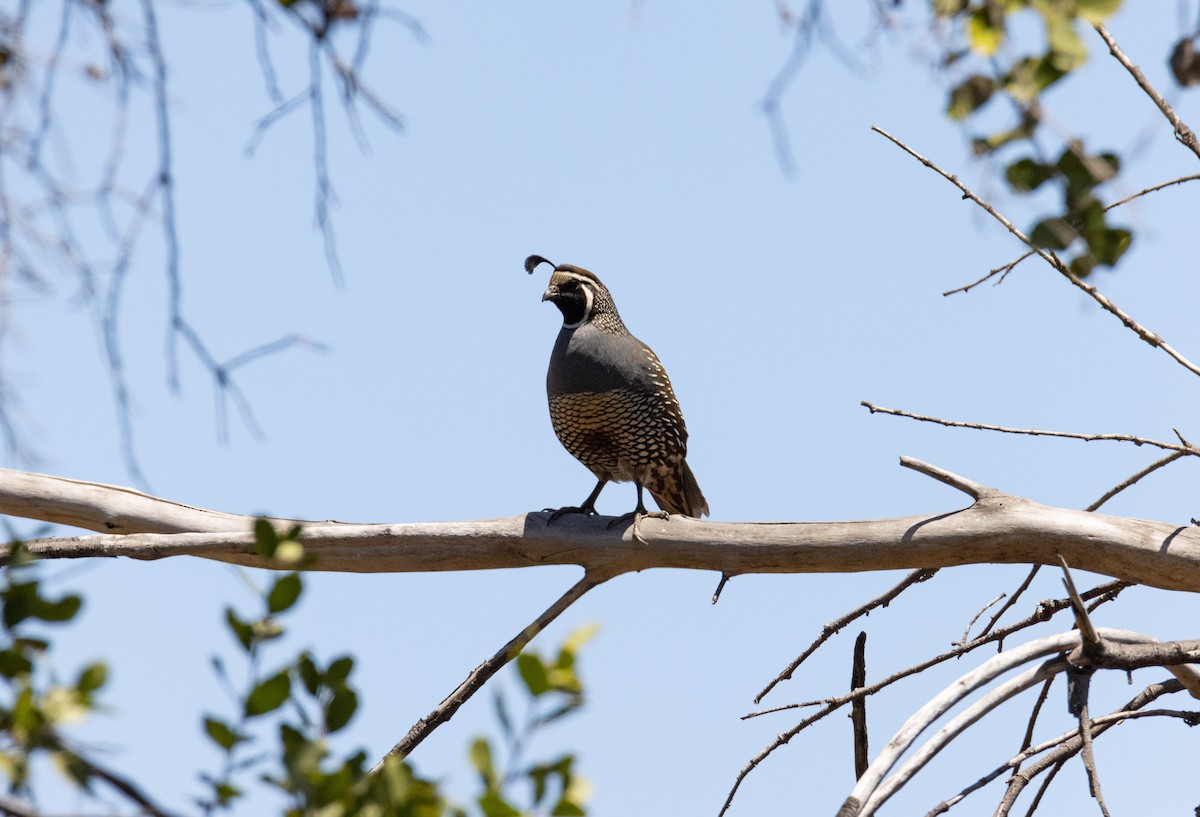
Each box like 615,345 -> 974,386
4,464 -> 1200,593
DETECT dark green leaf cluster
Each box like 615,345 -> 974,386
0,543 -> 107,795
936,0 -> 1132,275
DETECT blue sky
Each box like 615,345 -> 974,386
6,1 -> 1200,815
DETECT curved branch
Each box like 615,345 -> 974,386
843,629 -> 1200,817
4,463 -> 1200,593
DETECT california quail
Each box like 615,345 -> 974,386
527,255 -> 708,525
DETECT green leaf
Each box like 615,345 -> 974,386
225,607 -> 255,652
1030,218 -> 1077,250
253,518 -> 279,558
552,800 -> 586,817
516,653 -> 551,697
1076,0 -> 1123,23
1056,144 -> 1118,194
35,594 -> 82,623
1069,253 -> 1097,277
245,671 -> 292,717
970,113 -> 1037,155
1085,227 -> 1132,266
267,573 -> 303,614
1005,158 -> 1054,193
967,6 -> 1004,56
298,652 -> 321,696
325,688 -> 358,733
204,716 -> 243,750
1043,11 -> 1087,70
478,791 -> 521,817
1004,55 -> 1066,103
3,581 -> 40,628
946,74 -> 995,120
76,662 -> 107,694
0,649 -> 32,678
326,656 -> 354,682
469,737 -> 498,789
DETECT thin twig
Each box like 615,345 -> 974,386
959,593 -> 1006,647
1016,757 -> 1064,817
370,571 -> 610,770
943,249 -> 1035,296
1104,173 -> 1200,210
951,174 -> 1200,297
1093,23 -> 1200,161
873,126 -> 1200,378
976,566 -> 1040,643
1086,450 -> 1190,511
862,402 -> 1195,454
755,567 -> 937,703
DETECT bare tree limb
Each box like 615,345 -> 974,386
1093,23 -> 1200,161
5,461 -> 1200,592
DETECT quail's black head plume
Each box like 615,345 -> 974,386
528,254 -> 708,525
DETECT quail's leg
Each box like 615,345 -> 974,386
606,483 -> 669,529
547,478 -> 608,524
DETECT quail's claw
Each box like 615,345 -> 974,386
546,505 -> 597,525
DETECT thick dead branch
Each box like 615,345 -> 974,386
4,463 -> 1200,593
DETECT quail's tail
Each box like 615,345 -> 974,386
649,461 -> 709,518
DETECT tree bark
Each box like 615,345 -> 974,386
1,462 -> 1198,593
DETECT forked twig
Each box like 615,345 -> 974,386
949,174 -> 1200,296
872,126 -> 1200,378
755,567 -> 937,703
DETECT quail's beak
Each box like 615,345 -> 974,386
541,285 -> 559,302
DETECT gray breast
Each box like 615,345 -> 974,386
547,324 -> 660,397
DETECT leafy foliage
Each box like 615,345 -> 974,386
0,543 -> 107,796
196,521 -> 593,817
0,523 -> 594,816
934,0 -> 1132,275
